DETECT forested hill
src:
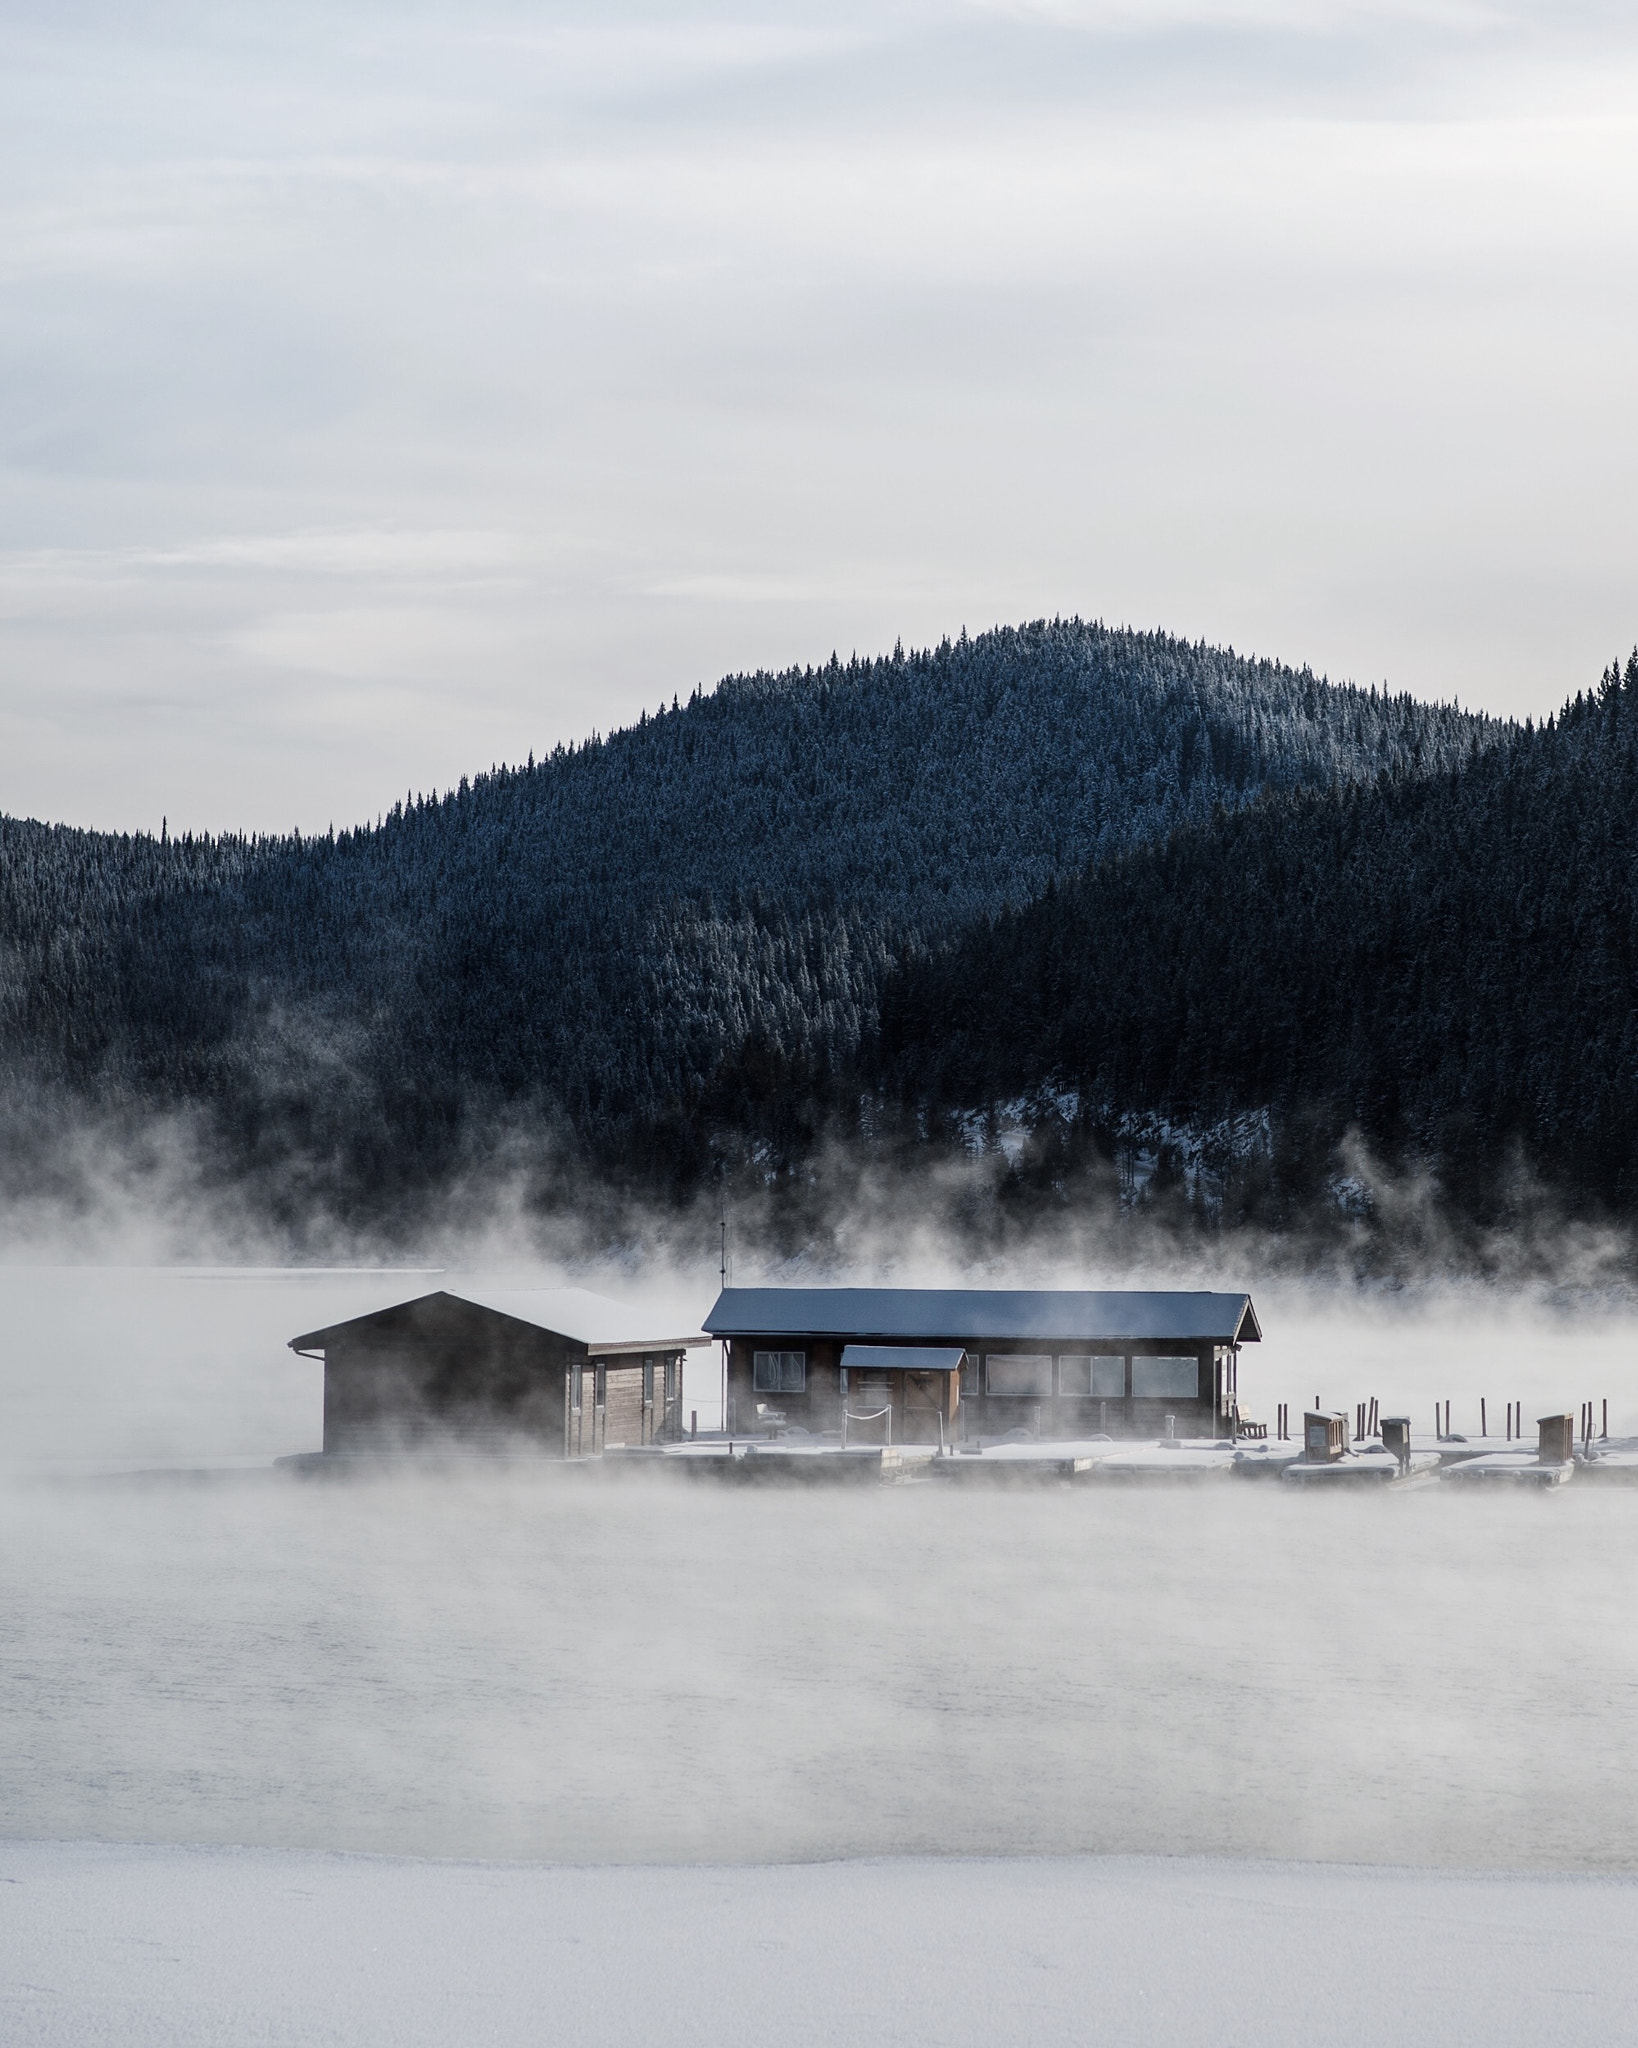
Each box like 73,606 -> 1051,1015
0,619 -> 1486,1215
873,653 -> 1638,1223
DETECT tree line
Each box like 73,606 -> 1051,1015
0,618 -> 1502,1228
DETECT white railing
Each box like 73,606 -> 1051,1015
841,1404 -> 892,1449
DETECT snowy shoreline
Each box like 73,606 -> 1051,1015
5,1838 -> 1637,2047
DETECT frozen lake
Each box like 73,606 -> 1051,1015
7,1840 -> 1638,2048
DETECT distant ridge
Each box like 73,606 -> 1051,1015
0,619 -> 1493,1224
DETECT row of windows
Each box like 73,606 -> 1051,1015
752,1350 -> 1203,1399
981,1354 -> 1200,1399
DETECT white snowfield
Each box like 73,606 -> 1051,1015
3,1840 -> 1636,2048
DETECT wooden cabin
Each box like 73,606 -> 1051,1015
704,1287 -> 1261,1444
289,1287 -> 705,1456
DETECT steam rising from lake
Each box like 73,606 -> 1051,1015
3,1266 -> 1636,1870
5,1463 -> 1638,1870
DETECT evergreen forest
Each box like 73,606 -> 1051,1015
4,616 -> 1628,1243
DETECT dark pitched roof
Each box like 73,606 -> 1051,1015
290,1287 -> 706,1356
704,1287 -> 1260,1344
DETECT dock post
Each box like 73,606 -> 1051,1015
1481,1397 -> 1487,1437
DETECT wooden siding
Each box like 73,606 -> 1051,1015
565,1351 -> 689,1457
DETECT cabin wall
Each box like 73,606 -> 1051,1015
724,1334 -> 1235,1442
969,1343 -> 1221,1440
563,1350 -> 690,1456
726,1338 -> 847,1437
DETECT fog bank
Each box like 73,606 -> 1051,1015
3,1472 -> 1635,1870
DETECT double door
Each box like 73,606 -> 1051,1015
566,1361 -> 607,1456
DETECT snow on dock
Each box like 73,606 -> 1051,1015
1572,1436 -> 1638,1485
1282,1446 -> 1443,1487
1442,1449 -> 1575,1487
1092,1440 -> 1241,1481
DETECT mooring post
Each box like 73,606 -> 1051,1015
1481,1397 -> 1487,1437
1603,1398 -> 1609,1442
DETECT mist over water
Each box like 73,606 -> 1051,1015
3,1471 -> 1636,1870
3,1262 -> 1636,1872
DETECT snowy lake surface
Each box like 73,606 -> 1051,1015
7,1840 -> 1638,2048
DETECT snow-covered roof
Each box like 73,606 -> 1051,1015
290,1287 -> 706,1355
841,1345 -> 966,1374
705,1288 -> 1260,1344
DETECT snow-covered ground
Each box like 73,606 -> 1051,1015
5,1840 -> 1637,2048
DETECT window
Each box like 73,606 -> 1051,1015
594,1361 -> 607,1406
665,1355 -> 680,1401
642,1356 -> 655,1403
570,1364 -> 583,1412
753,1350 -> 806,1394
960,1351 -> 980,1396
1057,1354 -> 1125,1397
1132,1355 -> 1199,1398
986,1354 -> 1053,1397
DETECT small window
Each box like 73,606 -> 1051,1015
1059,1355 -> 1123,1396
570,1364 -> 583,1412
753,1350 -> 806,1393
960,1351 -> 980,1396
643,1356 -> 655,1403
986,1354 -> 1053,1397
664,1355 -> 680,1401
1132,1355 -> 1199,1398
594,1361 -> 607,1406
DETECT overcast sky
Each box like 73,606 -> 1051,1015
3,1 -> 1636,834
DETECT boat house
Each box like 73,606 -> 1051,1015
704,1287 -> 1261,1444
289,1287 -> 705,1456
